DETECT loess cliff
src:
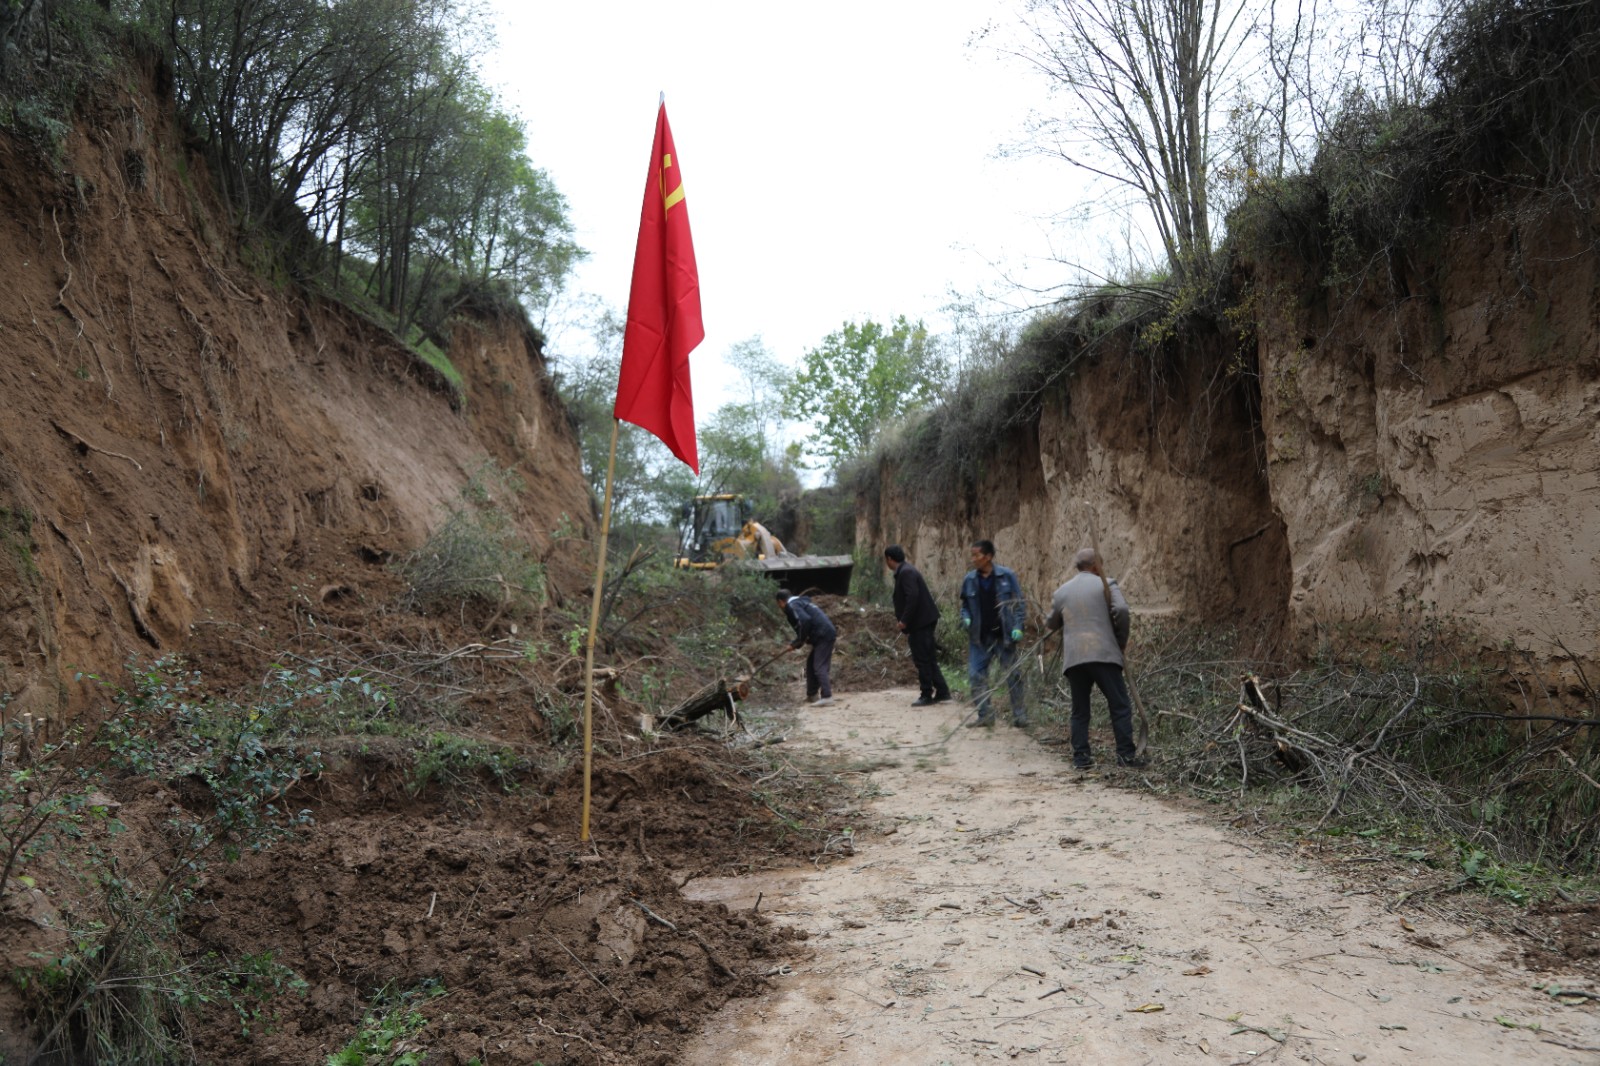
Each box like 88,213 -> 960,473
0,67 -> 594,722
860,208 -> 1599,685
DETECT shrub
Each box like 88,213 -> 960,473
1093,608 -> 1600,882
397,464 -> 545,617
16,657 -> 328,1063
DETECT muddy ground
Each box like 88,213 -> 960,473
679,686 -> 1600,1064
0,593 -> 899,1065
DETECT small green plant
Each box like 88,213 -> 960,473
409,732 -> 521,795
1457,844 -> 1531,905
9,96 -> 72,156
1,712 -> 111,906
328,981 -> 445,1066
0,506 -> 39,579
208,950 -> 309,1036
536,694 -> 578,745
407,328 -> 465,402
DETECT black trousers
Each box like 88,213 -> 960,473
1066,661 -> 1137,764
907,625 -> 949,700
805,637 -> 835,699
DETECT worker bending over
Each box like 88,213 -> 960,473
776,589 -> 837,707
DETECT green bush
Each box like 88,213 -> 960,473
397,464 -> 545,616
15,657 -> 328,1064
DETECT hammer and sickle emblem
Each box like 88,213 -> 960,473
660,152 -> 686,212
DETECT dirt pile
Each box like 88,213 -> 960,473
178,738 -> 815,1066
806,594 -> 921,693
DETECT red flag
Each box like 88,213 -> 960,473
615,102 -> 704,472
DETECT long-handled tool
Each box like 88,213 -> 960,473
921,629 -> 1056,748
1085,504 -> 1151,757
749,644 -> 797,679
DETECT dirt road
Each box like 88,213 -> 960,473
680,687 -> 1600,1064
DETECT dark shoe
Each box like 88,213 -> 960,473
1010,717 -> 1030,728
1073,760 -> 1096,771
966,718 -> 995,729
1117,755 -> 1150,769
931,692 -> 952,703
911,696 -> 935,707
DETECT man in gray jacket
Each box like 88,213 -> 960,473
1046,548 -> 1145,769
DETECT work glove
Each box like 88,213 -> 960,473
1010,628 -> 1022,642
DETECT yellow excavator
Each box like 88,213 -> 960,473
675,493 -> 854,595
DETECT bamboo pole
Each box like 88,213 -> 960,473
580,418 -> 622,841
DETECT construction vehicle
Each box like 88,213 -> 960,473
675,493 -> 854,595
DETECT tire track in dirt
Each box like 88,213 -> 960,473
679,687 -> 1600,1064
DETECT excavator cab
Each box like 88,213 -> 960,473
679,494 -> 752,565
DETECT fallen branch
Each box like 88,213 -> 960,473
627,897 -> 735,978
658,677 -> 750,730
51,421 -> 142,470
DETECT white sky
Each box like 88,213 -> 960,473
479,1 -> 1101,412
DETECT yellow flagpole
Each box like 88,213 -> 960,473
580,418 -> 622,841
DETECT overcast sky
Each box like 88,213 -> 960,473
478,1 -> 1107,412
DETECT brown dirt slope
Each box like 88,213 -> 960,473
859,327 -> 1291,638
0,62 -> 593,726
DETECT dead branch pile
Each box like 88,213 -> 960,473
1127,622 -> 1600,873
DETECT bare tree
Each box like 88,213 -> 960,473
1009,0 -> 1253,285
1240,0 -> 1465,183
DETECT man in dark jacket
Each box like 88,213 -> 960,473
1046,548 -> 1144,769
958,539 -> 1028,727
885,544 -> 950,706
776,589 -> 837,706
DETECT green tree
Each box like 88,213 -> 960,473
105,0 -> 580,338
697,337 -> 796,507
551,310 -> 658,528
784,316 -> 946,467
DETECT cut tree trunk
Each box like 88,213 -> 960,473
658,677 -> 751,730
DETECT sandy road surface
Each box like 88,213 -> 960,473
679,687 -> 1600,1065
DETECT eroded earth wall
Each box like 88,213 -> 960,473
1254,209 -> 1600,677
862,211 -> 1598,680
859,324 -> 1293,636
0,71 -> 593,722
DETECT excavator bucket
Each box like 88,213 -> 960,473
746,554 -> 855,596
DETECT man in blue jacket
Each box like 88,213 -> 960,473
959,540 -> 1027,727
776,588 -> 838,706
